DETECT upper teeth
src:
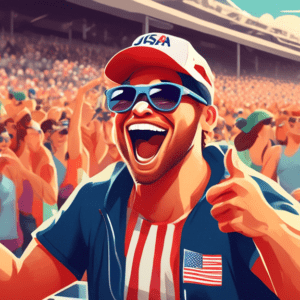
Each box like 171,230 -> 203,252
128,123 -> 166,132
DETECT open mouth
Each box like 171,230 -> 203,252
128,123 -> 168,163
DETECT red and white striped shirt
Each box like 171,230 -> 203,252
124,209 -> 187,300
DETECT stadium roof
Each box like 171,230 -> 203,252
67,0 -> 300,62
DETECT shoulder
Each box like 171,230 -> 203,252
264,145 -> 282,161
89,161 -> 122,183
61,161 -> 127,209
38,146 -> 56,167
249,172 -> 300,231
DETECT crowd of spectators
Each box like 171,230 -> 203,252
0,31 -> 300,258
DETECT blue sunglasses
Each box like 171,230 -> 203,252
105,82 -> 208,113
0,134 -> 11,143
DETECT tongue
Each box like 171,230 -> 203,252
135,135 -> 165,159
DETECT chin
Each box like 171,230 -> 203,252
129,167 -> 165,185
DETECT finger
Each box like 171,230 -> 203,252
225,148 -> 245,179
206,179 -> 247,205
207,188 -> 237,206
218,216 -> 244,233
211,198 -> 244,221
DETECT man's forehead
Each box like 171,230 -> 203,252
129,67 -> 182,85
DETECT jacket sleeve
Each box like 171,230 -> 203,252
33,182 -> 93,280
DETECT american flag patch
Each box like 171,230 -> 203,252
183,249 -> 222,286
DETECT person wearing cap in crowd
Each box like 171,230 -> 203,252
1,33 -> 300,300
40,79 -> 96,209
0,124 -> 24,257
6,108 -> 58,251
4,91 -> 36,119
234,110 -> 275,172
41,119 -> 68,202
54,79 -> 94,208
28,88 -> 36,100
262,105 -> 300,201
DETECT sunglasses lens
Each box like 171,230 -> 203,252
108,87 -> 136,112
0,136 -> 9,143
149,84 -> 181,111
59,129 -> 68,135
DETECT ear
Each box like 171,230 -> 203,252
200,105 -> 218,132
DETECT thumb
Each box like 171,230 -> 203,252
225,148 -> 245,179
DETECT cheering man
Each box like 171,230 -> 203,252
1,33 -> 300,300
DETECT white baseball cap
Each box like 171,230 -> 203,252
105,33 -> 214,105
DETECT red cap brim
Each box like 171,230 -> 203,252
105,47 -> 189,84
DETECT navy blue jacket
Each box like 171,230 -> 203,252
36,145 -> 298,299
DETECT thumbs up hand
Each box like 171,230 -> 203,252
206,148 -> 281,238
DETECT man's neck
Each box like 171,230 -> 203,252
130,148 -> 211,223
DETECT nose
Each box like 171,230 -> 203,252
131,95 -> 153,117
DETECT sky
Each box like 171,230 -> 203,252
231,0 -> 300,19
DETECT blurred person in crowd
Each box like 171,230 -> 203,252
78,78 -> 107,177
31,103 -> 47,124
3,117 -> 18,152
212,116 -> 230,142
13,109 -> 58,250
217,105 -> 238,140
5,91 -> 36,119
46,106 -> 70,124
95,94 -> 122,172
262,106 -> 300,200
77,75 -> 122,176
275,116 -> 289,146
0,124 -> 24,257
234,110 -> 275,172
41,82 -> 92,208
41,119 -> 69,209
55,80 -> 94,208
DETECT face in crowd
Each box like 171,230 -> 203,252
0,128 -> 11,153
4,120 -> 17,151
50,127 -> 68,151
25,127 -> 43,152
287,115 -> 300,137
